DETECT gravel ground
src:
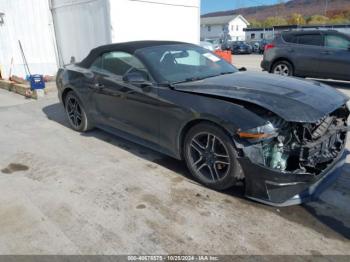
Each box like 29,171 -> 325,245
0,61 -> 349,255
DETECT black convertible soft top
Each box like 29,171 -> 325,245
79,40 -> 186,68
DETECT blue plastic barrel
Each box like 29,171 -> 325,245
29,74 -> 45,90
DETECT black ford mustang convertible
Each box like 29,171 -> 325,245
57,41 -> 350,206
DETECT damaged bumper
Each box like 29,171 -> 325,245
238,149 -> 347,206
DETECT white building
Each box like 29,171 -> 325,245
0,0 -> 200,78
245,24 -> 350,42
51,0 -> 200,66
245,28 -> 275,42
200,15 -> 249,41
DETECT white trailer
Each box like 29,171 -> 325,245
0,0 -> 57,79
0,0 -> 200,78
50,0 -> 201,66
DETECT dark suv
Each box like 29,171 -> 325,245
261,30 -> 350,81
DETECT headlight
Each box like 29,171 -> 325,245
346,100 -> 350,111
237,122 -> 278,141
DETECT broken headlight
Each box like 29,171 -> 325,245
346,100 -> 350,111
239,116 -> 291,171
237,122 -> 278,142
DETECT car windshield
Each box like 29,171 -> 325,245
135,44 -> 237,84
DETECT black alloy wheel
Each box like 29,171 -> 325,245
65,91 -> 92,132
184,123 -> 243,190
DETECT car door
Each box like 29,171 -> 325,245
88,51 -> 160,145
290,33 -> 324,77
318,33 -> 350,81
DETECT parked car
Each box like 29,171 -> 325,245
200,41 -> 215,51
221,40 -> 233,51
259,39 -> 273,54
249,40 -> 261,53
261,30 -> 350,80
57,41 -> 349,206
203,39 -> 221,50
231,41 -> 252,54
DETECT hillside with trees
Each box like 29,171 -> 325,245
202,0 -> 350,28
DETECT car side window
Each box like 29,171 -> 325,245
102,51 -> 147,76
297,34 -> 323,46
325,35 -> 350,50
282,34 -> 297,43
90,51 -> 149,78
90,56 -> 103,71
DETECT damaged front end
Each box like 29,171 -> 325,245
236,105 -> 349,206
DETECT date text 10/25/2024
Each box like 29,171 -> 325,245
127,255 -> 219,261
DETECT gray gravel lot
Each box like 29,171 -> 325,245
0,56 -> 349,254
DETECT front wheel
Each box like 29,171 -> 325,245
65,91 -> 93,132
272,60 -> 294,76
183,123 -> 244,190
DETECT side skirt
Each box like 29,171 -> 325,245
96,124 -> 180,160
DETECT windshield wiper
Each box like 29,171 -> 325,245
171,77 -> 204,85
220,71 -> 235,75
171,72 -> 235,85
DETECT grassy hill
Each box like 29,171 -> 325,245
202,0 -> 350,24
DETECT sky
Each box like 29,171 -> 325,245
201,0 -> 281,14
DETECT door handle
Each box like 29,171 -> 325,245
321,50 -> 332,55
90,83 -> 104,90
287,48 -> 294,53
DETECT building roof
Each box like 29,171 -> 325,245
201,14 -> 249,26
201,10 -> 237,18
201,15 -> 238,25
244,23 -> 350,32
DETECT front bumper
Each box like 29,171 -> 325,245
238,149 -> 347,206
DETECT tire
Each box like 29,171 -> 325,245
271,60 -> 294,76
183,122 -> 244,191
64,91 -> 93,132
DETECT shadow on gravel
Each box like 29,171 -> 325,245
301,162 -> 350,240
43,103 -> 350,241
42,102 -> 70,127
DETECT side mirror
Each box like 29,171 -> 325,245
123,71 -> 148,83
239,67 -> 247,72
123,71 -> 152,91
83,72 -> 94,79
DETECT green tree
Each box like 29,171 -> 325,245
307,15 -> 329,25
288,13 -> 306,25
248,19 -> 263,28
263,16 -> 288,27
329,14 -> 349,24
345,10 -> 350,20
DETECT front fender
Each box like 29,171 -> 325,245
157,88 -> 266,159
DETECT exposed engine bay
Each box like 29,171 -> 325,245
243,106 -> 349,175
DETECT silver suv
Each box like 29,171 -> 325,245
261,30 -> 350,81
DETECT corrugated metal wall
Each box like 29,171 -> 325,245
0,0 -> 201,76
0,0 -> 58,78
50,0 -> 111,67
51,0 -> 200,66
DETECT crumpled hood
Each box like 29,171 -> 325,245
173,72 -> 348,123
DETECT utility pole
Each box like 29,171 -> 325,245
324,0 -> 328,17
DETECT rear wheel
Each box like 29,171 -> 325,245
65,91 -> 93,132
183,123 -> 244,190
272,60 -> 293,76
